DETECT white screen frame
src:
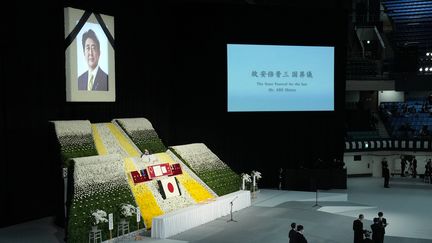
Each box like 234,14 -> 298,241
64,7 -> 116,102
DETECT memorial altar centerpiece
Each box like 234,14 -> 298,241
52,118 -> 244,242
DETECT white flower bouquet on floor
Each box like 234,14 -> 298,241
251,170 -> 262,191
241,173 -> 252,190
91,209 -> 108,227
120,203 -> 136,218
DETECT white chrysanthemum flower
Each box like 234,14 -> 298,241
252,170 -> 262,180
73,155 -> 127,200
120,204 -> 136,217
92,209 -> 108,225
242,173 -> 252,182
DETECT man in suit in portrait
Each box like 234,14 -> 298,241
78,29 -> 108,91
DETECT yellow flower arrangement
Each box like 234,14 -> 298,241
154,153 -> 214,203
91,124 -> 108,155
93,123 -> 164,228
124,158 -> 164,228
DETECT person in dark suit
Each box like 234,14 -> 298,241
381,158 -> 388,178
295,225 -> 308,243
289,222 -> 297,243
78,29 -> 108,91
353,214 -> 365,243
370,218 -> 382,243
400,156 -> 406,177
412,156 -> 417,178
278,168 -> 284,190
376,212 -> 388,243
426,159 -> 432,183
383,163 -> 390,188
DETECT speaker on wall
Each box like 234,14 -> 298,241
354,155 -> 362,161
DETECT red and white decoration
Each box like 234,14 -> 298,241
130,163 -> 183,184
170,163 -> 183,176
130,169 -> 151,184
158,177 -> 181,199
147,163 -> 173,179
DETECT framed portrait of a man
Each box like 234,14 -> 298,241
64,7 -> 116,102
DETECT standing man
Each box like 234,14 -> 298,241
78,29 -> 109,91
289,222 -> 297,243
295,225 -> 308,243
370,217 -> 383,243
381,158 -> 388,178
383,163 -> 390,188
353,214 -> 365,243
426,159 -> 432,183
412,156 -> 417,178
278,168 -> 284,190
377,212 -> 388,243
400,155 -> 406,177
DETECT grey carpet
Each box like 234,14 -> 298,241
1,177 -> 431,243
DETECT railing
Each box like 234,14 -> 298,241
346,58 -> 393,80
346,131 -> 381,140
345,138 -> 431,152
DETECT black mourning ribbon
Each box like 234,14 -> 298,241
64,10 -> 115,50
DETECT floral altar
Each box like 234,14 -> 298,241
52,118 -> 242,242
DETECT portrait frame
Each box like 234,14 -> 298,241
64,7 -> 116,102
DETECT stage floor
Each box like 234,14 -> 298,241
1,177 -> 431,243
